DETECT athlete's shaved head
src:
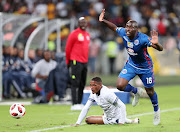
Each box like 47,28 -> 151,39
125,20 -> 139,40
126,20 -> 138,28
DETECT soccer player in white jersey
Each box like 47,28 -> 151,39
75,77 -> 139,125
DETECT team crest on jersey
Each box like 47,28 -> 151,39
122,69 -> 127,74
78,33 -> 84,41
134,40 -> 139,45
127,42 -> 133,48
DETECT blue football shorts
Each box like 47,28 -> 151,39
118,62 -> 155,88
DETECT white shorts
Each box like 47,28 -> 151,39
103,115 -> 125,125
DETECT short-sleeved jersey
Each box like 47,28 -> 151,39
88,85 -> 121,119
116,27 -> 153,69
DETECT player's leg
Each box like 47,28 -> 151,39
70,61 -> 82,109
78,63 -> 87,104
117,63 -> 138,94
117,63 -> 143,106
139,71 -> 160,125
117,77 -> 138,94
145,87 -> 160,125
85,116 -> 104,124
125,118 -> 140,124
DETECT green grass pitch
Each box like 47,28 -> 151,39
0,85 -> 180,132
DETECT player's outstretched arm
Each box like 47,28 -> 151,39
99,9 -> 118,32
148,29 -> 163,51
76,101 -> 93,125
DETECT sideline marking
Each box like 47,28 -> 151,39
27,107 -> 180,132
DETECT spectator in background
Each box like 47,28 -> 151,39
13,49 -> 34,94
105,39 -> 118,74
148,12 -> 159,31
43,52 -> 69,103
56,0 -> 68,18
65,17 -> 90,111
33,0 -> 47,17
2,46 -> 12,98
88,38 -> 101,74
47,0 -> 56,20
34,48 -> 43,63
157,15 -> 166,36
31,50 -> 56,100
27,49 -> 36,70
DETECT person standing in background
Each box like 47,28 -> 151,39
65,17 -> 91,111
105,40 -> 118,74
88,38 -> 100,75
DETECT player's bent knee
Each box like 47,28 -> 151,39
117,84 -> 125,91
85,116 -> 91,124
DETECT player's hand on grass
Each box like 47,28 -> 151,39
148,29 -> 158,45
99,9 -> 105,22
71,124 -> 79,126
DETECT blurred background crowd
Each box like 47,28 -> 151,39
0,0 -> 179,37
1,0 -> 180,101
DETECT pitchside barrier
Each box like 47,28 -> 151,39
81,88 -> 131,105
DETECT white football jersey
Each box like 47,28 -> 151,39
88,85 -> 122,119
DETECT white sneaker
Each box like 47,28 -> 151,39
71,105 -> 76,111
71,104 -> 84,111
132,87 -> 143,107
153,108 -> 160,125
132,118 -> 140,124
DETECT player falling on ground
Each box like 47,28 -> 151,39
99,9 -> 163,125
75,77 -> 139,125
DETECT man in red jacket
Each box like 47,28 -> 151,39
65,17 -> 90,110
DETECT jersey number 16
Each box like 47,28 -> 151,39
146,77 -> 152,84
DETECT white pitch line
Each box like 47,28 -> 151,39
127,107 -> 180,118
27,107 -> 180,132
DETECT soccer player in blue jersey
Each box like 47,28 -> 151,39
99,9 -> 163,125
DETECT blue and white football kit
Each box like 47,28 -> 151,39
116,27 -> 159,112
116,27 -> 155,88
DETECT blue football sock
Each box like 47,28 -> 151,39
124,84 -> 137,94
150,92 -> 159,111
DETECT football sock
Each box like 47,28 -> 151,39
149,92 -> 159,111
124,84 -> 137,94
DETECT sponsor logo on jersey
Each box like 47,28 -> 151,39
134,39 -> 139,45
127,48 -> 138,56
127,42 -> 133,48
78,33 -> 84,41
122,69 -> 127,74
